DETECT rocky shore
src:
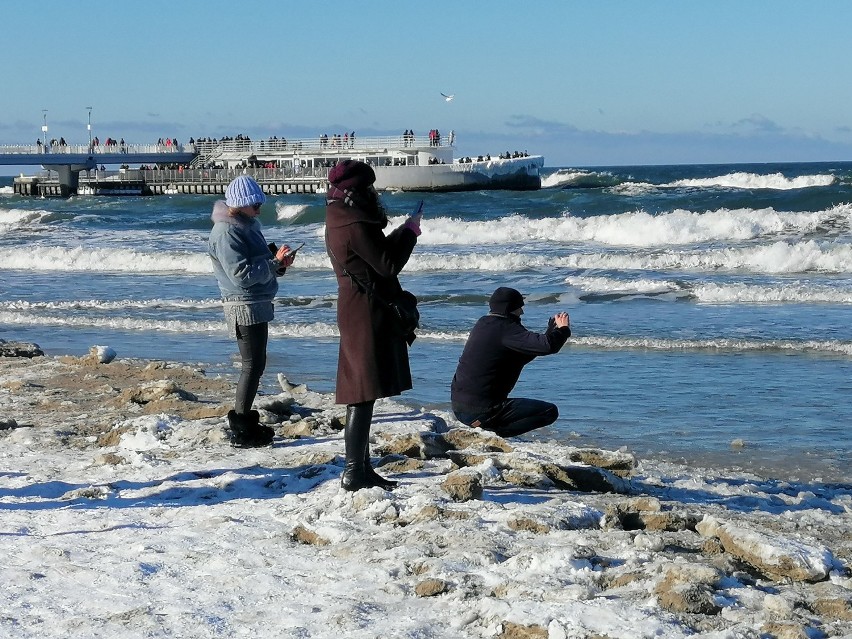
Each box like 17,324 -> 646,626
1,342 -> 850,638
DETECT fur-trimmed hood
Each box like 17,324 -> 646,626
211,200 -> 258,228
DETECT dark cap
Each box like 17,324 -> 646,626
489,286 -> 524,314
328,159 -> 376,191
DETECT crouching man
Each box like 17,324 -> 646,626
451,286 -> 571,437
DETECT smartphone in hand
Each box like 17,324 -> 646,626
282,242 -> 305,258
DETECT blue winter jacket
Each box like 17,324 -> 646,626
208,201 -> 279,302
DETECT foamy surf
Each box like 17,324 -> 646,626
396,205 -> 852,247
664,171 -> 836,190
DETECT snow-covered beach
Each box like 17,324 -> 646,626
1,344 -> 850,639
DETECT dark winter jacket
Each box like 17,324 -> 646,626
451,313 -> 571,412
325,198 -> 418,404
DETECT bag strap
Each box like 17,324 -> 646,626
325,227 -> 375,297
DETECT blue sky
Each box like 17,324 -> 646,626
1,0 -> 851,167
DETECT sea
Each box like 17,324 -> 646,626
1,161 -> 851,483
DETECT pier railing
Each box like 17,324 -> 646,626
0,143 -> 192,155
64,166 -> 333,184
0,133 -> 453,159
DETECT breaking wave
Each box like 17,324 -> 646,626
398,204 -> 852,247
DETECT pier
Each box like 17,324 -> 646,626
4,133 -> 455,197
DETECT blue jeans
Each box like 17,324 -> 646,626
453,398 -> 558,438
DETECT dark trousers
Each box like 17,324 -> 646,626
234,322 -> 268,414
453,398 -> 558,438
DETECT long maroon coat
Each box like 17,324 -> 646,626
326,200 -> 418,404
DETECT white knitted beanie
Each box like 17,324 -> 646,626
225,176 -> 266,208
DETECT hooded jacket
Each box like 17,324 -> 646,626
325,193 -> 417,404
208,200 -> 279,303
451,305 -> 571,412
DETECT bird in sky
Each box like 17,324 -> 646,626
441,93 -> 455,102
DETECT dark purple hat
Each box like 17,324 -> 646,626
489,287 -> 524,314
328,160 -> 376,191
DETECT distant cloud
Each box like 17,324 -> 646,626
731,114 -> 785,135
0,120 -> 33,131
505,115 -> 581,135
455,113 -> 852,166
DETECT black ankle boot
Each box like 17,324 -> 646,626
227,410 -> 274,448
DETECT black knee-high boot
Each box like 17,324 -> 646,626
358,406 -> 398,490
342,402 -> 398,491
342,401 -> 374,491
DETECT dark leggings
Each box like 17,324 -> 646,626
453,398 -> 558,438
234,322 -> 268,414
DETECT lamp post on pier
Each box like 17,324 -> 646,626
86,106 -> 92,149
41,109 -> 48,148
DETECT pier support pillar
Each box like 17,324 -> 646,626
43,158 -> 96,197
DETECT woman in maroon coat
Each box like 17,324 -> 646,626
325,160 -> 422,491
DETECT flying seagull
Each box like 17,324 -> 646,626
441,93 -> 455,102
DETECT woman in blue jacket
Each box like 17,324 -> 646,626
209,175 -> 295,447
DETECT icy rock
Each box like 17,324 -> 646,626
567,447 -> 637,477
414,578 -> 449,597
497,621 -> 548,638
441,471 -> 483,501
91,345 -> 117,364
120,380 -> 197,404
760,621 -> 811,639
763,593 -> 795,619
374,431 -> 451,459
697,515 -> 835,583
291,524 -> 330,546
440,428 -> 513,453
0,339 -> 43,358
654,563 -> 723,615
254,394 -> 295,415
507,517 -> 552,534
277,373 -> 308,394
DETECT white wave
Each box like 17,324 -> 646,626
565,275 -> 685,296
3,239 -> 850,276
276,202 -> 311,222
0,246 -> 213,273
541,170 -> 588,189
564,276 -> 852,304
551,241 -> 852,275
0,310 -> 340,338
610,181 -> 656,196
572,335 -> 852,356
0,186 -> 14,195
693,281 -> 852,304
0,207 -> 54,234
393,204 -> 852,248
4,298 -> 223,311
664,172 -> 836,190
401,241 -> 852,275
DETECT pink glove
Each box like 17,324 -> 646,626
404,215 -> 422,236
